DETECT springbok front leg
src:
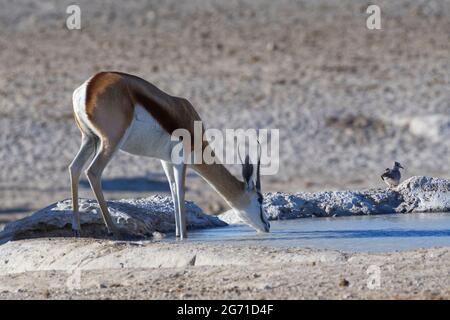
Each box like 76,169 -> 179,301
173,163 -> 187,239
85,141 -> 121,239
161,160 -> 181,237
68,134 -> 97,236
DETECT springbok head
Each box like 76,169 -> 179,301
238,148 -> 270,233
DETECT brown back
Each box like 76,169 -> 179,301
85,71 -> 204,144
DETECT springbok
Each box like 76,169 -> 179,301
69,71 -> 270,239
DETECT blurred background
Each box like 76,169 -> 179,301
0,0 -> 449,228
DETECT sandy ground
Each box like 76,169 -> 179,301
0,238 -> 448,299
1,0 -> 450,223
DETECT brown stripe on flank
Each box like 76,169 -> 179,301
132,92 -> 197,136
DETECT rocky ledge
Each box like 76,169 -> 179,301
1,176 -> 449,241
0,195 -> 226,243
221,176 -> 450,224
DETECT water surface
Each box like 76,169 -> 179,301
184,213 -> 450,252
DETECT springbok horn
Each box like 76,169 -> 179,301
256,140 -> 261,192
242,154 -> 253,184
237,142 -> 244,165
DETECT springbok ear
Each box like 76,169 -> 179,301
242,155 -> 254,189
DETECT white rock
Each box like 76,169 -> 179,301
220,176 -> 450,223
0,196 -> 226,243
397,176 -> 450,213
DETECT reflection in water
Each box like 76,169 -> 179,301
181,213 -> 450,252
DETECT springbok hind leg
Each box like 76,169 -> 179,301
85,141 -> 121,239
69,134 -> 96,237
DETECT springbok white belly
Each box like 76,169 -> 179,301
120,105 -> 175,161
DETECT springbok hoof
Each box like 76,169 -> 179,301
72,229 -> 81,238
177,234 -> 188,241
